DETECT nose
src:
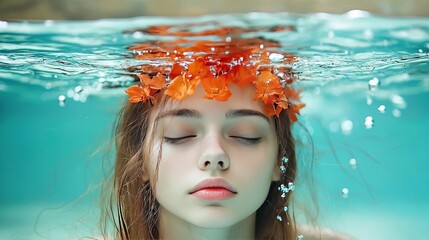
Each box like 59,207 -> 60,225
198,135 -> 230,171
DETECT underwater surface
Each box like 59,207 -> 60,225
1,12 -> 428,239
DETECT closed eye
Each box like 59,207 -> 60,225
163,135 -> 196,144
230,136 -> 262,145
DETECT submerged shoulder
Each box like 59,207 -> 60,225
297,224 -> 355,240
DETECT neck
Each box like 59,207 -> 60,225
158,207 -> 256,240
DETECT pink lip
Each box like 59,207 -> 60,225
189,178 -> 237,200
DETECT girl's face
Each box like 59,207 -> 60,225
147,84 -> 280,228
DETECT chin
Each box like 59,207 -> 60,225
187,209 -> 254,229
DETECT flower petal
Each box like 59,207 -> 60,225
125,85 -> 150,103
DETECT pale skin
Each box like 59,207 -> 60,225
141,84 -> 354,240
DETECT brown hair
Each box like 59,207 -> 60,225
100,92 -> 298,239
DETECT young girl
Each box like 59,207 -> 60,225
101,23 -> 352,240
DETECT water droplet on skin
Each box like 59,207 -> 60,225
269,53 -> 284,63
341,120 -> 353,135
341,188 -> 349,198
392,109 -> 401,118
391,94 -> 406,109
364,116 -> 374,129
58,95 -> 66,107
368,77 -> 380,91
378,105 -> 386,113
349,158 -> 357,169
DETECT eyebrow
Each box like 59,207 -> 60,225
156,108 -> 269,123
225,109 -> 270,123
156,109 -> 202,121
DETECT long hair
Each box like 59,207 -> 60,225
100,93 -> 298,240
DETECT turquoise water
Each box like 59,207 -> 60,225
1,12 -> 429,239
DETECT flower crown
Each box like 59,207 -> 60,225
125,24 -> 305,122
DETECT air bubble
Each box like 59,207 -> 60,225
297,235 -> 304,240
132,31 -> 143,39
363,29 -> 373,39
378,105 -> 386,113
44,20 -> 54,27
328,31 -> 335,38
341,188 -> 349,198
210,47 -> 215,52
269,53 -> 284,63
259,44 -> 264,49
349,158 -> 357,169
73,94 -> 80,101
341,120 -> 353,135
225,36 -> 231,42
392,109 -> 401,118
364,116 -> 374,129
368,77 -> 380,91
418,49 -> 423,53
67,89 -> 74,98
74,86 -> 83,93
391,94 -> 406,109
0,21 -> 8,28
58,95 -> 66,107
366,94 -> 373,105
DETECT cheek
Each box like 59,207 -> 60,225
231,145 -> 277,186
150,143 -> 196,190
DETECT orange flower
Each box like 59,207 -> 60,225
201,75 -> 231,101
227,65 -> 257,87
138,72 -> 166,90
164,74 -> 200,100
188,59 -> 211,78
125,85 -> 151,103
254,71 -> 283,104
287,103 -> 306,122
264,103 -> 282,117
169,63 -> 184,79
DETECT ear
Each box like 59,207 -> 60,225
271,163 -> 281,181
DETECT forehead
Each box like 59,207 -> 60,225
162,84 -> 266,116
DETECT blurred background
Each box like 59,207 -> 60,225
1,0 -> 428,20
